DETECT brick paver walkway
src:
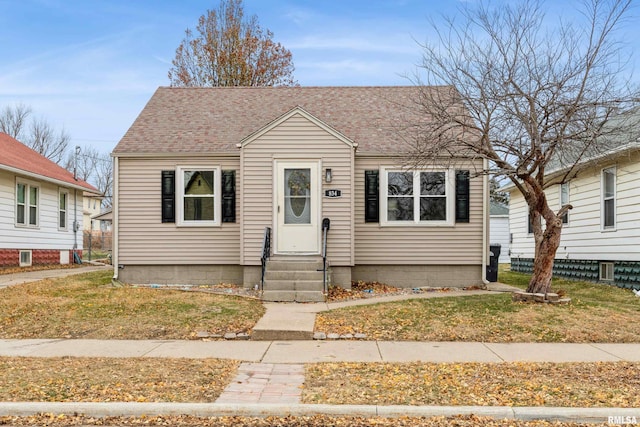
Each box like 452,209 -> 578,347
215,362 -> 304,404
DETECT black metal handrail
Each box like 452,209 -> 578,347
260,226 -> 272,291
321,218 -> 330,294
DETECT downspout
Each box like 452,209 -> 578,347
482,158 -> 490,286
112,155 -> 119,280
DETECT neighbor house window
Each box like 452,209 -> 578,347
19,250 -> 32,267
59,190 -> 68,230
381,168 -> 453,225
602,167 -> 616,229
177,166 -> 220,226
560,182 -> 570,225
16,180 -> 39,227
599,262 -> 614,281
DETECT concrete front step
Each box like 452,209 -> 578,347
262,290 -> 325,303
263,280 -> 324,292
266,260 -> 324,271
264,270 -> 324,281
251,328 -> 314,340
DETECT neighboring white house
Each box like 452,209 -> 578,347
489,201 -> 510,264
0,133 -> 99,267
508,142 -> 640,291
83,193 -> 104,231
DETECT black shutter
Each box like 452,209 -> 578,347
161,170 -> 175,223
221,170 -> 236,223
455,170 -> 470,223
364,170 -> 379,223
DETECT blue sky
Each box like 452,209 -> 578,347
1,0 -> 638,155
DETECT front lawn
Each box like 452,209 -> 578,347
303,361 -> 640,407
315,269 -> 640,342
0,270 -> 265,339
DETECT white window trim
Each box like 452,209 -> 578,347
560,182 -> 570,226
15,178 -> 40,228
380,167 -> 455,227
58,188 -> 69,231
601,166 -> 616,231
176,166 -> 221,227
599,262 -> 614,281
19,250 -> 32,267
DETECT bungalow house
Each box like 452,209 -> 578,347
111,86 -> 490,301
0,132 -> 99,267
508,139 -> 640,291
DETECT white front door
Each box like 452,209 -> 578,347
275,161 -> 320,253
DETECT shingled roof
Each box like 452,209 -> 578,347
0,133 -> 99,193
114,86 -> 452,155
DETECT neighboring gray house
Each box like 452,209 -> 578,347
489,201 -> 510,264
111,86 -> 490,301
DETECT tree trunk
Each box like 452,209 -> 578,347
527,219 -> 563,294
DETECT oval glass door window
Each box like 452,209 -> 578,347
285,168 -> 311,224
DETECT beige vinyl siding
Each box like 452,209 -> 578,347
509,151 -> 640,261
0,169 -> 81,250
117,157 -> 240,264
354,158 -> 484,265
241,112 -> 354,266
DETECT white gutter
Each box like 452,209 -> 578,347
112,156 -> 119,280
482,158 -> 490,285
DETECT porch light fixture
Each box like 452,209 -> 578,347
325,168 -> 332,183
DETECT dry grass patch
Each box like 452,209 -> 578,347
0,357 -> 237,402
316,270 -> 640,342
304,362 -> 640,407
0,270 -> 265,339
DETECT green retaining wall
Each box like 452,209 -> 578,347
510,258 -> 640,290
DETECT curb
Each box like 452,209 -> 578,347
1,402 -> 638,423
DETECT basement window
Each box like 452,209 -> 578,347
19,250 -> 32,267
599,262 -> 614,281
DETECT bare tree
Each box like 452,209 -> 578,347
29,117 -> 70,165
93,152 -> 113,208
0,104 -> 70,165
65,147 -> 113,208
66,146 -> 99,182
412,0 -> 638,294
0,103 -> 31,139
168,0 -> 296,87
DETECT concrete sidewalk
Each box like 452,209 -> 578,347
2,338 -> 639,363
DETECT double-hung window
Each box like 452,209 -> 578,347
382,168 -> 453,225
59,190 -> 69,230
602,167 -> 616,230
560,182 -> 570,225
16,180 -> 39,227
177,166 -> 220,226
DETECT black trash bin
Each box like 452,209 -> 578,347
486,243 -> 501,282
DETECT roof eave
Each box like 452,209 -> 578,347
0,164 -> 99,194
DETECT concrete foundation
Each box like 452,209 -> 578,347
116,263 -> 482,288
352,264 -> 483,288
117,265 -> 243,285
